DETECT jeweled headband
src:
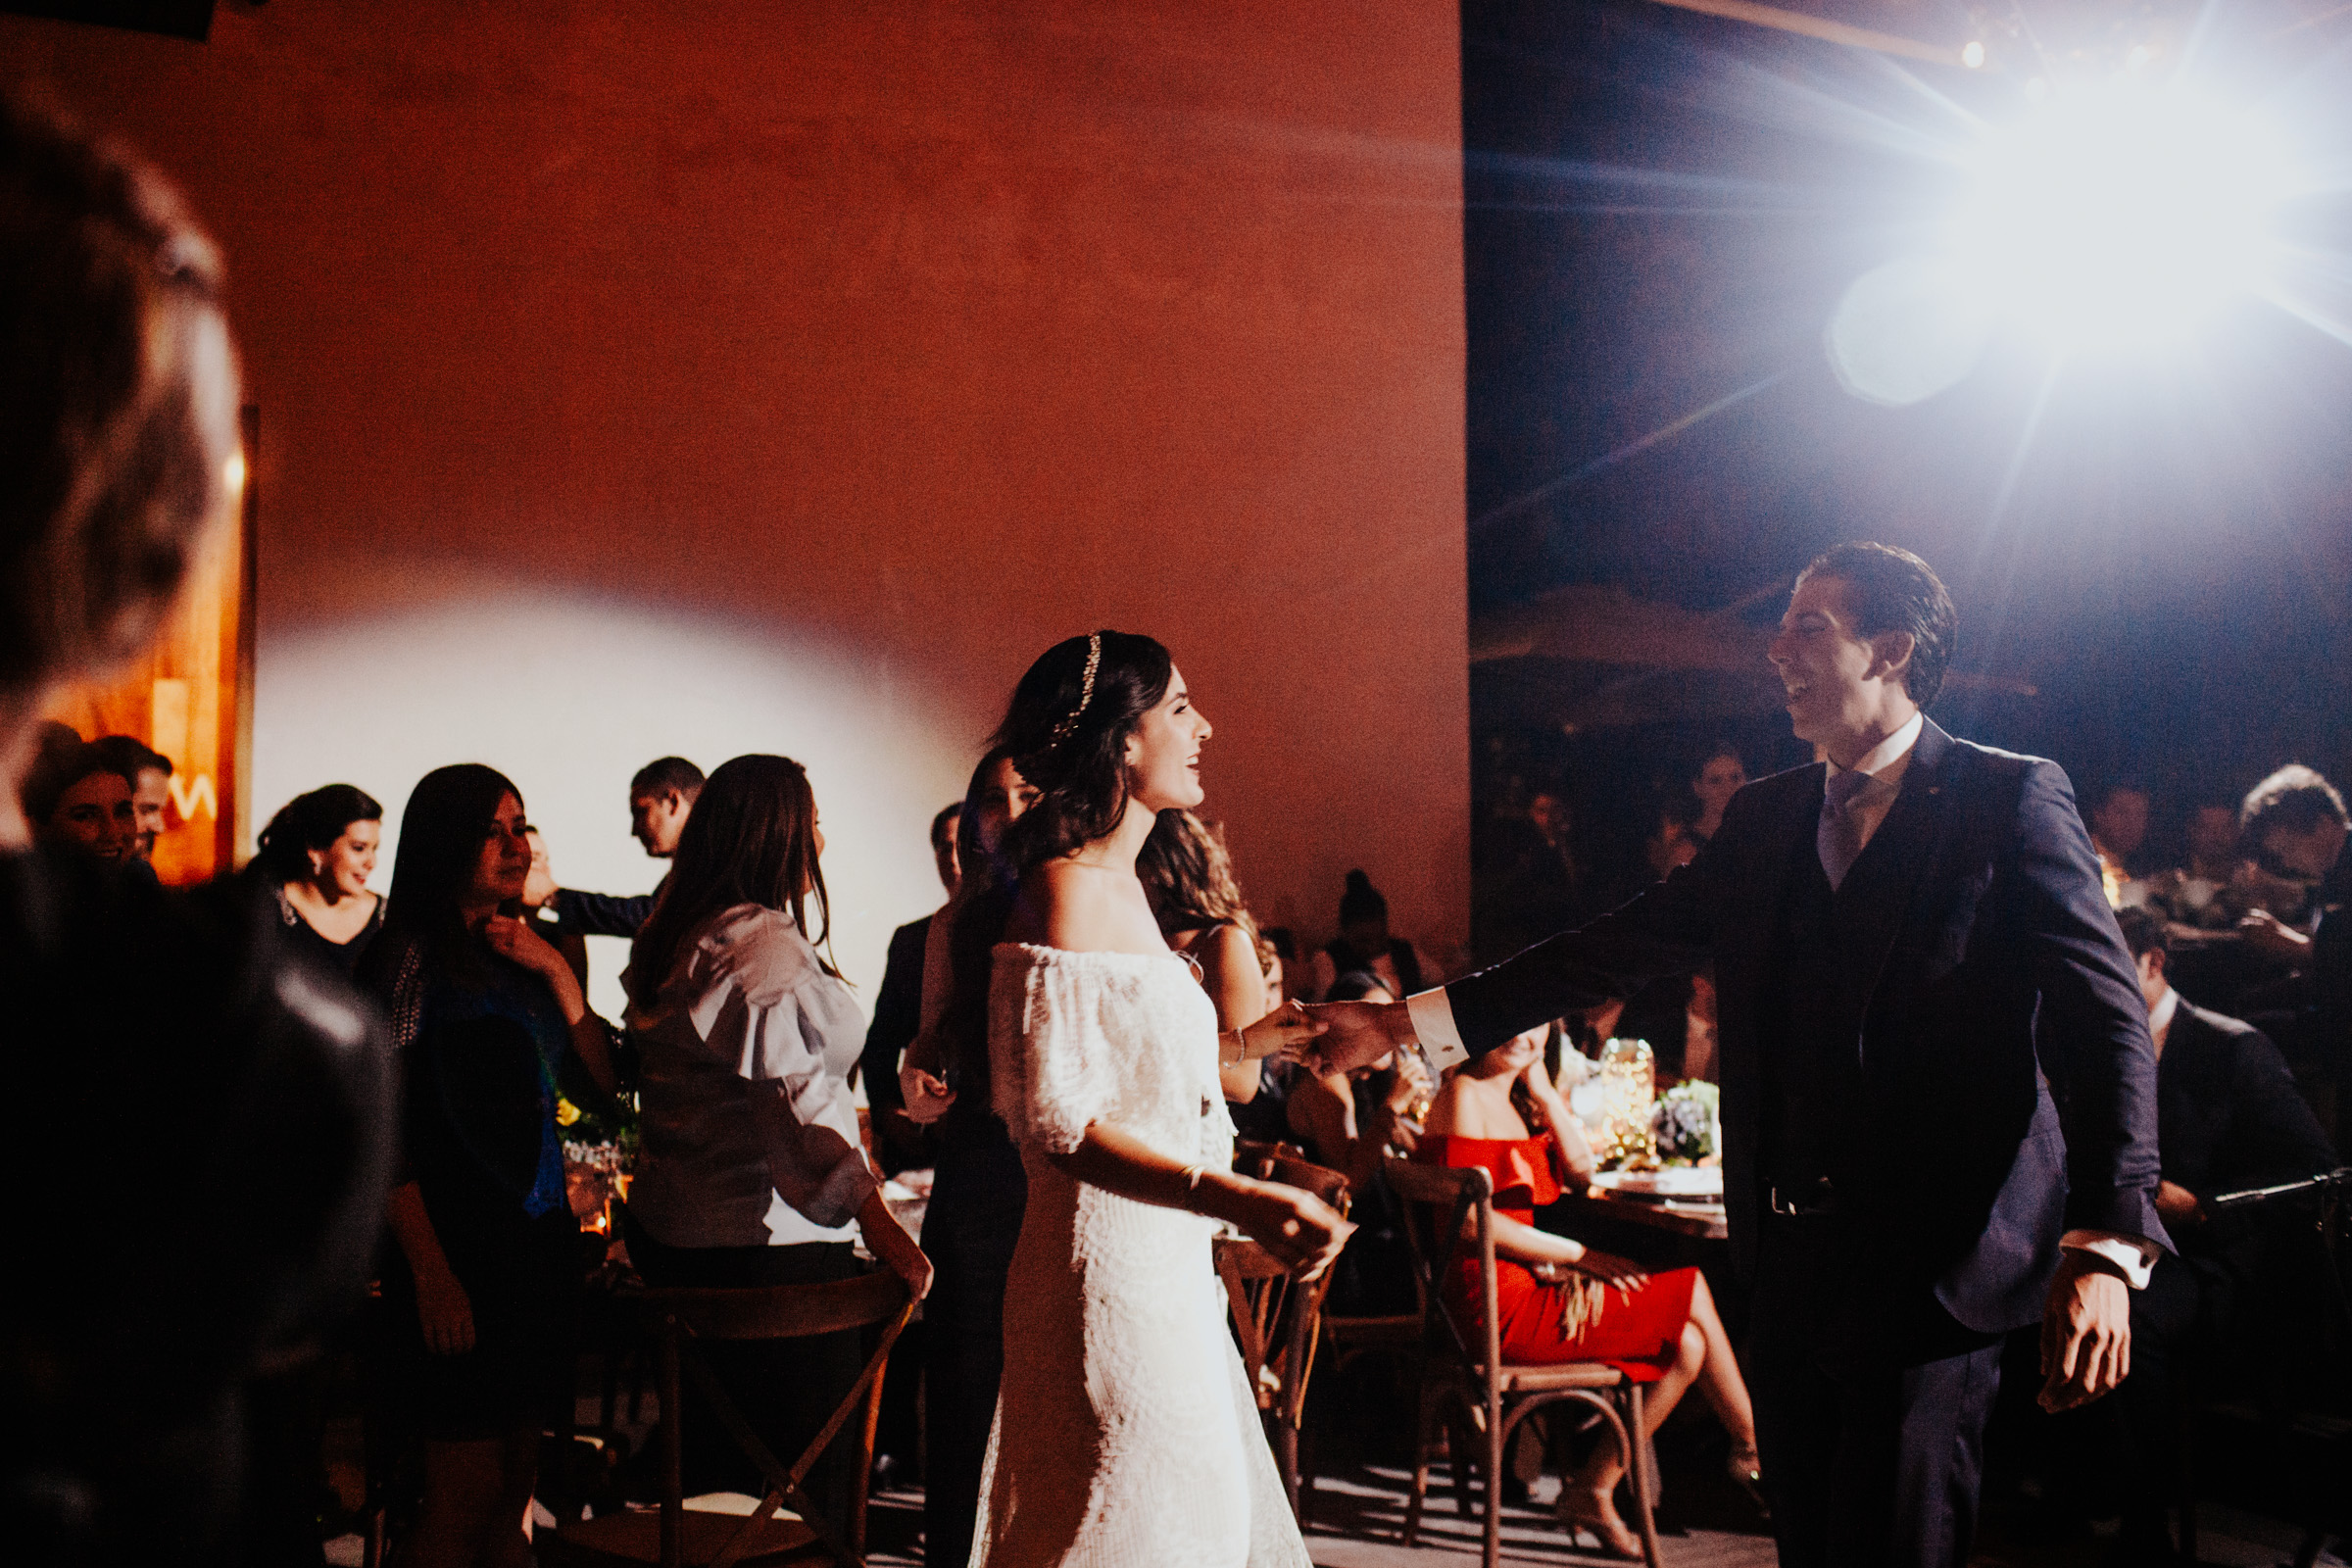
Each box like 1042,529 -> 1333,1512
1047,631 -> 1102,750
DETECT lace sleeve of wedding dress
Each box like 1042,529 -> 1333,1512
991,944 -> 1128,1153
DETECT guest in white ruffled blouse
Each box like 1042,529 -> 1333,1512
957,630 -> 1348,1568
621,754 -> 930,1532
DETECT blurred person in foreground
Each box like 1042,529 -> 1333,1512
0,91 -> 391,1566
1313,543 -> 2166,1568
550,754 -> 705,939
253,784 -> 386,978
621,755 -> 929,1534
2087,907 -> 2336,1563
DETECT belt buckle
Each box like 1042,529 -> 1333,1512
1770,1179 -> 1835,1218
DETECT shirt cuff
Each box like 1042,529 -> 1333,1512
1406,988 -> 1467,1070
2059,1229 -> 2159,1290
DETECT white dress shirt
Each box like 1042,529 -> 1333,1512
626,904 -> 876,1250
1405,708 -> 2155,1287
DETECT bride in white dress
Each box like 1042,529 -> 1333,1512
962,630 -> 1352,1568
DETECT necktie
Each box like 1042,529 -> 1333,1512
1818,768 -> 1875,891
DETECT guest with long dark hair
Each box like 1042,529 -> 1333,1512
254,784 -> 385,976
0,90 -> 392,1566
965,630 -> 1343,1566
361,765 -> 617,1568
895,747 -> 1038,1568
1140,808 -> 1279,1106
620,754 -> 929,1529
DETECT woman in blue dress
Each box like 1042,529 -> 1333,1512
363,764 -> 619,1568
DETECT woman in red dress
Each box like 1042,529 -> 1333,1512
1417,1024 -> 1758,1555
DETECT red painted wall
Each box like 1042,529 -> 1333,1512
5,0 -> 1467,990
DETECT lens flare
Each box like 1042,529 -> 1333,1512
1830,78 -> 2301,402
1954,80 -> 2294,350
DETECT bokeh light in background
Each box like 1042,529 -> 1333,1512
254,595 -> 969,1020
1831,77 -> 2302,404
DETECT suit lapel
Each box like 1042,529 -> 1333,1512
1835,719 -> 1959,1034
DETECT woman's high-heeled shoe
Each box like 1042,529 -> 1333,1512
1556,1482 -> 1644,1559
1727,1446 -> 1768,1516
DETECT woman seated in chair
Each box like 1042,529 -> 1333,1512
1417,1023 -> 1759,1555
1288,970 -> 1428,1315
621,754 -> 930,1537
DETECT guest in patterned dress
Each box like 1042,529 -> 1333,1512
1419,1024 -> 1759,1556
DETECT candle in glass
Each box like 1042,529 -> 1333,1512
1597,1037 -> 1657,1166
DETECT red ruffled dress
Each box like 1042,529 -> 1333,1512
1416,1132 -> 1697,1381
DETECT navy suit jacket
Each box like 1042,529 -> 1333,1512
1449,718 -> 2168,1333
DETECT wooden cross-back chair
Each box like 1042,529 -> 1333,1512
1384,1156 -> 1661,1568
544,1270 -> 915,1568
1214,1152 -> 1350,1519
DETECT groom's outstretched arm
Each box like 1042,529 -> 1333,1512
1310,810 -> 1730,1074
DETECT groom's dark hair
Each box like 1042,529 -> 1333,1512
1797,541 -> 1957,710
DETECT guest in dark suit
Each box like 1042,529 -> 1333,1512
897,750 -> 1040,1568
549,756 -> 706,938
856,799 -> 962,1176
1313,542 -> 2166,1568
2102,907 -> 2337,1561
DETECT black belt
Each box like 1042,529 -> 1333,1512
1767,1177 -> 1840,1218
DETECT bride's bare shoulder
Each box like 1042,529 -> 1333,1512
1007,859 -> 1160,956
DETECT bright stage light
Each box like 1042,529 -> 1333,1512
1830,78 -> 2299,404
1955,80 -> 2292,348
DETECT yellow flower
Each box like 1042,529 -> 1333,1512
555,1098 -> 582,1127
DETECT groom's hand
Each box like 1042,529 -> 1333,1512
1301,1000 -> 1414,1075
2038,1250 -> 2132,1411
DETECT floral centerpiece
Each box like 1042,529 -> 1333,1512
561,1090 -> 641,1229
1650,1080 -> 1719,1164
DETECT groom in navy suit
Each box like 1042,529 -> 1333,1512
1314,543 -> 2166,1568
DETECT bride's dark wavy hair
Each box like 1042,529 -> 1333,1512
994,629 -> 1173,872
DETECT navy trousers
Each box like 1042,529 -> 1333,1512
1747,1220 -> 2008,1568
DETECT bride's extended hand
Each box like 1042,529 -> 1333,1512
1214,1176 -> 1354,1279
1238,1000 -> 1327,1061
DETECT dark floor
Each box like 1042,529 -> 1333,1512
311,1339 -> 2348,1567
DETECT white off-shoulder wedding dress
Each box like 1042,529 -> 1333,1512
968,944 -> 1311,1568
